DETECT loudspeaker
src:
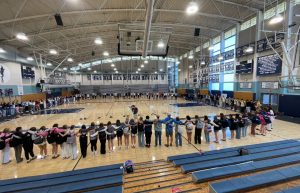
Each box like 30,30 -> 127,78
40,79 -> 45,84
194,28 -> 200,36
54,14 -> 63,26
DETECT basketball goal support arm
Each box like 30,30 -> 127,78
47,54 -> 71,78
142,0 -> 154,58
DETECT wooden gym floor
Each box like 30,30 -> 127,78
0,98 -> 299,182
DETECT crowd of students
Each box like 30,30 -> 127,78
0,105 -> 275,164
0,96 -> 77,119
201,94 -> 262,113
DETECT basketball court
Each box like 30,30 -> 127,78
1,0 -> 300,193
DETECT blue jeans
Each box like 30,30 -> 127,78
138,131 -> 145,147
236,127 -> 241,139
241,126 -> 248,137
155,131 -> 162,146
175,132 -> 182,147
204,131 -> 210,143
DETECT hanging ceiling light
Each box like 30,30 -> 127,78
208,46 -> 214,51
245,46 -> 254,53
269,13 -> 283,25
0,48 -> 6,53
136,71 -> 139,74
94,70 -> 97,73
218,56 -> 223,61
154,71 -> 157,74
138,68 -> 141,71
87,67 -> 91,70
94,38 -> 103,45
188,55 -> 194,59
189,65 -> 193,68
111,64 -> 115,67
67,58 -> 73,62
186,1 -> 199,15
49,49 -> 58,55
113,68 -> 117,71
201,61 -> 205,65
107,59 -> 113,63
144,60 -> 149,64
157,40 -> 165,48
159,69 -> 163,72
63,67 -> 68,71
115,71 -> 119,74
46,62 -> 52,66
178,69 -> 181,72
16,32 -> 28,41
27,56 -> 34,61
103,51 -> 109,56
141,64 -> 144,68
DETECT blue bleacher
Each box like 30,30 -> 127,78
181,146 -> 300,173
84,186 -> 123,193
276,186 -> 300,193
0,164 -> 124,193
0,163 -> 122,186
174,141 -> 300,166
167,140 -> 295,162
17,176 -> 123,193
192,153 -> 300,183
209,165 -> 300,193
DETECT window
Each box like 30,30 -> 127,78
224,36 -> 236,48
211,83 -> 220,90
203,41 -> 210,48
213,36 -> 220,44
225,28 -> 236,39
296,0 -> 300,4
264,2 -> 286,20
240,17 -> 257,31
223,74 -> 234,82
223,83 -> 234,91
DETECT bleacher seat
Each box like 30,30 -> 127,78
181,146 -> 300,173
0,163 -> 123,186
16,176 -> 123,193
84,186 -> 123,193
209,165 -> 300,193
174,141 -> 300,166
167,140 -> 295,162
192,153 -> 300,183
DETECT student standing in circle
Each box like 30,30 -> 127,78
79,125 -> 88,158
144,116 -> 153,148
98,123 -> 107,154
129,119 -> 137,148
137,117 -> 145,147
89,122 -> 98,156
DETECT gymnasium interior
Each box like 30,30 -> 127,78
0,0 -> 300,193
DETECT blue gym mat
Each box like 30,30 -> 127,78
170,103 -> 206,107
38,108 -> 84,115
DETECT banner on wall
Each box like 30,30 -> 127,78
261,82 -> 279,89
236,60 -> 253,74
239,82 -> 252,89
17,85 -> 24,95
256,33 -> 284,53
257,54 -> 282,76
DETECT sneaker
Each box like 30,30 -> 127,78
31,156 -> 37,160
165,144 -> 169,147
27,160 -> 31,163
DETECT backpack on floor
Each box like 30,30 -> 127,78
124,160 -> 134,173
238,148 -> 249,156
